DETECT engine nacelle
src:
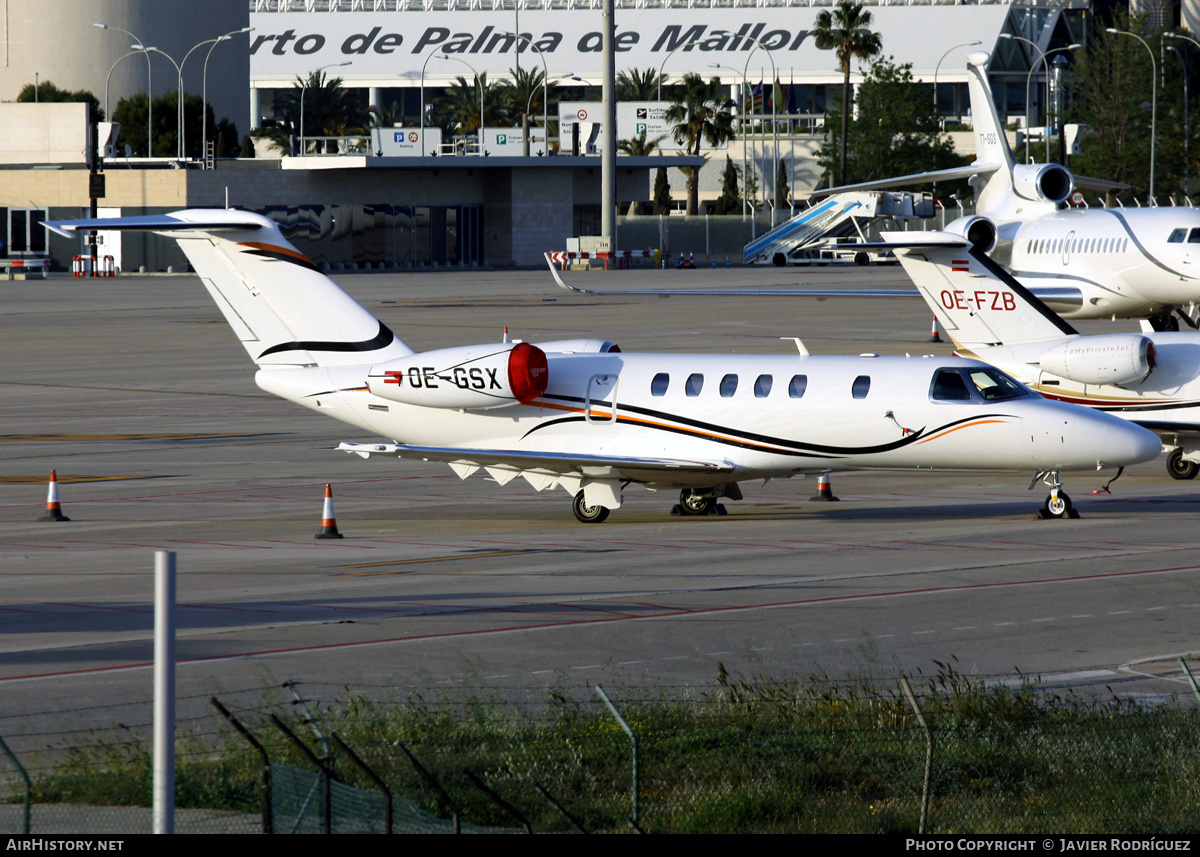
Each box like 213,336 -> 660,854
1038,334 -> 1156,386
1012,163 -> 1074,205
367,342 -> 548,410
944,215 -> 998,253
533,338 -> 621,354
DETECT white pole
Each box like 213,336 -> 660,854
153,550 -> 176,835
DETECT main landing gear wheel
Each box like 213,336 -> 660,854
677,490 -> 716,516
1167,448 -> 1200,480
1043,491 -> 1073,518
572,490 -> 610,524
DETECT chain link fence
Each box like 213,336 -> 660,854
4,681 -> 1199,834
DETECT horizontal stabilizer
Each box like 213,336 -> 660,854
45,210 -> 266,237
47,208 -> 413,369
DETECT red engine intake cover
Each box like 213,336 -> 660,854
508,342 -> 549,403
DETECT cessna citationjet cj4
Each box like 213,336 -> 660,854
888,231 -> 1200,481
47,210 -> 1159,521
813,51 -> 1200,328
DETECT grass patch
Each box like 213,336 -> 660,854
10,661 -> 1200,833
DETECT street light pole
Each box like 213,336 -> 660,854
419,49 -> 445,157
197,27 -> 252,166
1108,27 -> 1157,201
135,46 -> 181,159
104,50 -> 141,122
932,41 -> 981,125
709,62 -> 750,221
1166,33 -> 1200,198
438,55 -> 484,155
300,61 -> 352,156
742,38 -> 777,226
504,32 -> 550,156
95,23 -> 152,156
657,39 -> 705,101
999,33 -> 1041,147
1168,44 -> 1188,198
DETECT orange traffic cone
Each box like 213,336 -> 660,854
314,483 -> 344,539
38,469 -> 71,521
809,472 -> 840,502
928,314 -> 943,344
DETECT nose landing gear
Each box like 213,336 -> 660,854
1030,471 -> 1080,519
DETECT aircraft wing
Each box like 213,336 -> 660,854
801,163 -> 1000,200
1071,174 -> 1131,194
338,442 -> 735,475
545,254 -> 916,298
544,251 -> 1083,312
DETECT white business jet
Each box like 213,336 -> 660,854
811,51 -> 1200,328
888,231 -> 1200,481
47,210 -> 1159,521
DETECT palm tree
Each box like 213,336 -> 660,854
431,74 -> 511,135
617,67 -> 663,101
617,130 -> 668,214
813,1 -> 883,186
664,74 -> 736,215
506,66 -> 548,154
254,71 -> 367,155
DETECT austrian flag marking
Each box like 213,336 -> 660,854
951,260 -> 970,272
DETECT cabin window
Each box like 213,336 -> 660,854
789,375 -> 808,398
685,373 -> 704,397
754,374 -> 773,398
650,373 -> 669,397
1169,229 -> 1187,243
719,374 -> 738,397
931,368 -> 972,401
852,375 -> 871,399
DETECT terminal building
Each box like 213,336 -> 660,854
0,0 -> 1189,270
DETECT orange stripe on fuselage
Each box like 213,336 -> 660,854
915,418 -> 1009,444
534,399 -> 798,453
238,242 -> 315,266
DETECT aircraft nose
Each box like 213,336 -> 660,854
1099,420 -> 1162,467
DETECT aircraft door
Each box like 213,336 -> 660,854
585,373 -> 619,422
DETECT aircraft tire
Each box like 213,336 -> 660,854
678,490 -> 716,516
1167,448 -> 1200,480
1044,491 -> 1072,518
572,491 -> 610,523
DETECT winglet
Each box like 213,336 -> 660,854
544,252 -> 590,293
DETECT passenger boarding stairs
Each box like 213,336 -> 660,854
745,191 -> 935,266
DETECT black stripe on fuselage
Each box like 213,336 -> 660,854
258,320 -> 398,359
527,394 -> 1014,458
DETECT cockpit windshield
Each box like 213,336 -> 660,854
967,367 -> 1029,400
931,367 -> 1030,402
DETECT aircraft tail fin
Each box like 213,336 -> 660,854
886,230 -> 1077,350
47,210 -> 413,368
964,51 -> 1016,205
